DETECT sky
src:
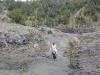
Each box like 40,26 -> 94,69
15,0 -> 31,1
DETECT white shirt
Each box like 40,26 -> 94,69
52,44 -> 57,53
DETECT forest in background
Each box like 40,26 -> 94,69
0,0 -> 100,28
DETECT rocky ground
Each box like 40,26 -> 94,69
0,23 -> 100,75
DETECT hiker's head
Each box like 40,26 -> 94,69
52,42 -> 55,45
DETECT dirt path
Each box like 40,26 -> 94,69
25,50 -> 69,75
23,32 -> 77,75
0,49 -> 70,75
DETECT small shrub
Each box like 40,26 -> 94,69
92,13 -> 98,22
68,40 -> 79,68
59,16 -> 69,25
69,40 -> 75,49
84,7 -> 96,16
69,49 -> 78,56
29,41 -> 33,44
96,5 -> 100,13
75,16 -> 86,25
45,18 -> 55,27
8,49 -> 12,53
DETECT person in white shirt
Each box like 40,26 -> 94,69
51,42 -> 57,61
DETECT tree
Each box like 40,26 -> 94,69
68,40 -> 79,68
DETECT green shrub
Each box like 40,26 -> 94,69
96,5 -> 100,13
84,7 -> 96,16
45,18 -> 55,27
92,13 -> 99,22
68,40 -> 79,68
8,9 -> 26,25
76,16 -> 86,25
47,12 -> 56,18
59,16 -> 69,25
69,40 -> 75,49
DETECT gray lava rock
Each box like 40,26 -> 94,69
0,41 -> 6,48
5,32 -> 23,45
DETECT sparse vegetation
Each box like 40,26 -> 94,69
68,40 -> 79,68
29,41 -> 33,44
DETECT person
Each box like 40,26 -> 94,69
51,42 -> 57,61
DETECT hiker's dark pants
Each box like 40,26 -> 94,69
52,52 -> 56,60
